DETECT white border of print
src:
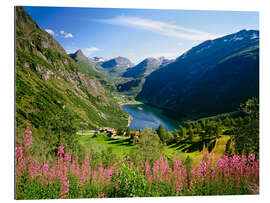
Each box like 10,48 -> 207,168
1,0 -> 270,203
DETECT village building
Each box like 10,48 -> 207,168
130,131 -> 140,137
99,127 -> 115,136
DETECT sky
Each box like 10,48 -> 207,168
23,6 -> 259,64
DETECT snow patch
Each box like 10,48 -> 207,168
251,33 -> 259,39
196,45 -> 211,53
229,35 -> 244,41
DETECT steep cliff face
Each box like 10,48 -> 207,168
16,6 -> 128,132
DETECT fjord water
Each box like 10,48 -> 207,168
122,104 -> 179,130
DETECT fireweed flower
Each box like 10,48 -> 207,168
16,146 -> 23,161
80,155 -> 91,184
15,131 -> 260,197
100,192 -> 105,198
15,146 -> 25,175
173,159 -> 187,191
92,170 -> 97,181
248,153 -> 255,163
105,167 -> 113,179
60,179 -> 69,198
64,152 -> 71,163
41,163 -> 49,185
58,146 -> 64,156
114,183 -> 119,190
29,157 -> 40,179
24,130 -> 32,148
98,162 -> 104,176
42,163 -> 49,174
59,165 -> 68,181
48,164 -> 58,181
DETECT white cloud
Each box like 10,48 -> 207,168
45,29 -> 54,35
65,46 -> 101,57
96,16 -> 220,41
64,33 -> 73,38
82,47 -> 100,56
59,30 -> 74,38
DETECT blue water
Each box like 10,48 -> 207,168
122,104 -> 179,130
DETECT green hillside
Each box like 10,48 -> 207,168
15,6 -> 129,134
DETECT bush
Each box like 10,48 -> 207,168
130,128 -> 165,163
110,164 -> 149,197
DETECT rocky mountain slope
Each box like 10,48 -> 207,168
99,56 -> 134,76
117,57 -> 173,96
16,6 -> 129,133
122,57 -> 172,78
136,30 -> 259,119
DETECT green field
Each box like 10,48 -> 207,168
78,133 -> 136,157
78,132 -> 230,163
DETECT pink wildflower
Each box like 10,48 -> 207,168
81,155 -> 91,183
105,167 -> 113,179
100,192 -> 105,198
15,146 -> 25,176
29,157 -> 40,179
42,163 -> 49,174
60,179 -> 69,197
92,170 -> 97,180
48,164 -> 58,181
57,146 -> 64,156
64,152 -> 71,163
16,146 -> 23,161
114,183 -> 119,190
248,153 -> 255,163
23,130 -> 32,148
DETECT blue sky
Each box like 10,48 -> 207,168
23,6 -> 259,64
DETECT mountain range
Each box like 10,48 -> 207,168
98,56 -> 134,77
70,50 -> 174,96
122,57 -> 173,78
136,29 -> 259,119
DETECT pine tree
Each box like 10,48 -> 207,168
180,126 -> 187,139
156,124 -> 166,143
187,126 -> 194,142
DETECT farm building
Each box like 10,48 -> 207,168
130,131 -> 140,137
99,127 -> 115,135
